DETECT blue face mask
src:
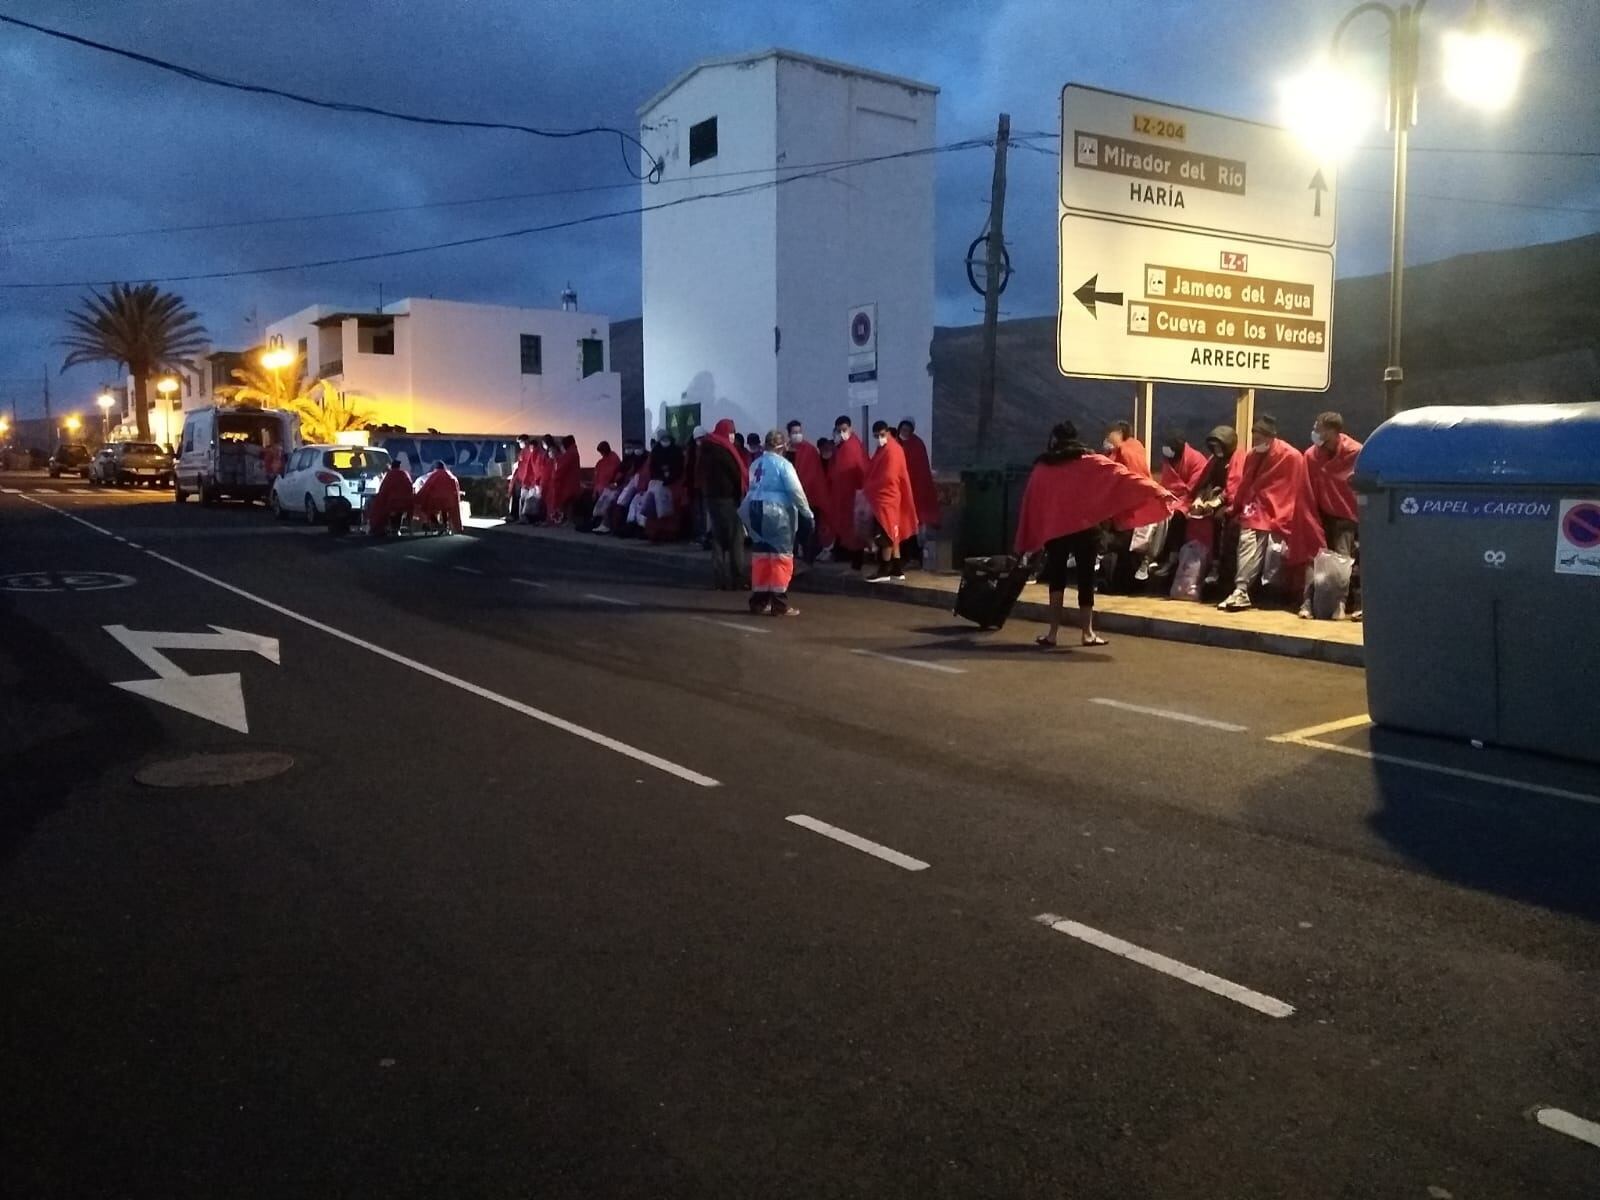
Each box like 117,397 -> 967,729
1310,429 -> 1325,446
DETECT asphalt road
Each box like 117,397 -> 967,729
3,470 -> 1598,1199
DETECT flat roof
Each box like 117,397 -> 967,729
639,48 -> 939,116
311,311 -> 408,329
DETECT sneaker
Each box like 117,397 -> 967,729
890,573 -> 907,583
1134,563 -> 1150,582
1297,604 -> 1313,620
1149,560 -> 1175,578
1218,591 -> 1252,612
866,571 -> 893,584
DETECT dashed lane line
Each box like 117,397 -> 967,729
849,648 -> 965,675
404,555 -> 429,564
17,492 -> 721,789
1534,1107 -> 1600,1151
691,616 -> 771,636
583,592 -> 640,607
1090,698 -> 1247,732
511,578 -> 549,589
1033,913 -> 1296,1019
785,815 -> 930,872
452,565 -> 484,576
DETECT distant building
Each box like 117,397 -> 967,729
261,297 -> 624,452
639,49 -> 938,454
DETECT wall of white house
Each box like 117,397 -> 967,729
640,57 -> 780,437
774,59 -> 936,456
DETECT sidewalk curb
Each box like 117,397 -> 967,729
469,524 -> 1365,669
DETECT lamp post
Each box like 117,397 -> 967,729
261,334 -> 294,372
96,390 -> 115,440
156,376 -> 180,447
64,414 -> 82,438
1281,0 -> 1522,418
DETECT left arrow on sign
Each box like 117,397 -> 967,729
103,624 -> 280,734
1072,274 -> 1125,319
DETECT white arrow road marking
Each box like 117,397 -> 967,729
103,625 -> 281,733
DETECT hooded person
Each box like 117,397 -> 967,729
507,434 -> 536,522
785,419 -> 831,556
368,456 -> 415,538
588,440 -> 623,530
740,429 -> 814,616
826,415 -> 870,566
862,420 -> 920,583
1299,411 -> 1364,618
414,459 -> 464,534
1183,424 -> 1243,560
546,435 -> 582,524
1137,429 -> 1210,579
897,418 -> 939,568
1219,415 -> 1326,612
699,418 -> 750,588
1014,421 -> 1176,648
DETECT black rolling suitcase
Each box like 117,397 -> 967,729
954,555 -> 1032,630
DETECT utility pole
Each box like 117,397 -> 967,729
974,112 -> 1009,465
42,368 -> 51,430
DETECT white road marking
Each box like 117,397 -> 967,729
17,494 -> 114,536
849,648 -> 965,675
1033,913 -> 1296,1019
1534,1107 -> 1600,1150
1090,698 -> 1247,732
1273,736 -> 1600,807
785,815 -> 930,871
1,487 -> 20,494
452,565 -> 484,575
404,554 -> 429,564
1269,713 -> 1372,742
692,616 -> 770,636
511,577 -> 549,589
584,592 -> 639,607
18,493 -> 720,789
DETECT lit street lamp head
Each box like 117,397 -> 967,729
96,392 -> 115,411
261,332 -> 294,371
1277,59 -> 1377,159
64,414 -> 81,432
156,376 -> 179,397
1442,27 -> 1524,111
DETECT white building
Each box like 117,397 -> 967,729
639,50 -> 938,455
260,297 -> 623,451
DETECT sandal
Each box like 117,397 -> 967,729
1082,634 -> 1109,647
1034,634 -> 1058,649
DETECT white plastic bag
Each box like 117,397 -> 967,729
1170,540 -> 1206,601
1260,534 -> 1289,587
1310,549 -> 1354,619
1131,518 -> 1168,559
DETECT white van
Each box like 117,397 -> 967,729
174,406 -> 295,506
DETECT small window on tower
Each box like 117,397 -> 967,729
689,117 -> 718,166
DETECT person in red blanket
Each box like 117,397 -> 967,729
1103,419 -> 1151,477
545,435 -> 582,525
413,460 -> 463,534
586,440 -> 622,531
367,457 -> 414,539
1218,415 -> 1326,612
827,415 -> 870,569
896,418 -> 940,569
1015,421 -> 1176,648
785,419 -> 831,558
506,434 -> 534,522
1138,429 -> 1210,580
862,420 -> 919,583
1299,411 -> 1363,619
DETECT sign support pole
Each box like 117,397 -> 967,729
1234,388 -> 1255,441
975,113 -> 1009,465
1134,381 -> 1154,445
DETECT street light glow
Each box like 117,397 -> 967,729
96,393 -> 115,411
64,414 -> 81,432
1277,60 -> 1375,160
156,376 -> 179,396
261,333 -> 294,371
1442,28 -> 1524,112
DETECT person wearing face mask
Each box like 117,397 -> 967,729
1014,421 -> 1177,647
862,420 -> 919,582
1102,419 -> 1151,477
896,418 -> 940,568
826,415 -> 870,568
1139,430 -> 1209,578
1300,411 -> 1363,618
1096,419 -> 1156,592
785,419 -> 830,559
1218,415 -> 1325,612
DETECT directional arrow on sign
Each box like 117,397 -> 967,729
103,624 -> 280,734
1309,169 -> 1329,218
1072,275 -> 1124,319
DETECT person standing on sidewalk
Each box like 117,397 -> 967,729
896,418 -> 940,569
1014,422 -> 1176,648
827,416 -> 870,569
1218,416 -> 1325,613
741,430 -> 814,616
1299,411 -> 1363,618
698,418 -> 749,589
785,419 -> 830,559
863,420 -> 918,584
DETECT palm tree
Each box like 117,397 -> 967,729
216,364 -> 373,445
61,283 -> 207,441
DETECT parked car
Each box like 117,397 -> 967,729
174,405 -> 294,505
91,440 -> 173,487
270,444 -> 392,523
47,442 -> 92,478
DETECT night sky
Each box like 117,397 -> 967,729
2,0 -> 1595,418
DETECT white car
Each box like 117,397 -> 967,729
270,444 -> 391,523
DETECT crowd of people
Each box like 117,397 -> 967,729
494,407 -> 1362,629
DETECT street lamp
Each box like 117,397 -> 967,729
1280,0 -> 1523,418
96,391 -> 115,439
261,334 -> 294,372
64,414 -> 82,435
156,376 -> 180,447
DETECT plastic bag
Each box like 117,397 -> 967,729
1131,518 -> 1168,559
1170,540 -> 1206,601
1260,534 -> 1289,587
1310,549 -> 1354,620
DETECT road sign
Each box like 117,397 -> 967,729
848,302 -> 878,405
1061,84 -> 1337,249
1555,499 -> 1600,576
104,623 -> 281,734
1058,213 -> 1334,391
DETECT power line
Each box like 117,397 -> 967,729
0,10 -> 664,182
0,139 -> 992,290
7,143 -> 993,248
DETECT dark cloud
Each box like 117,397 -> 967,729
1,0 -> 1594,418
